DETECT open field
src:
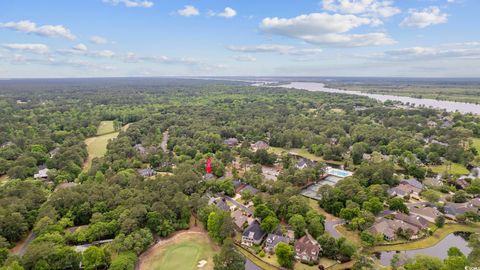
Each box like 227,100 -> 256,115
84,123 -> 131,170
429,163 -> 469,175
372,223 -> 480,252
269,147 -> 343,165
139,232 -> 218,270
473,138 -> 480,153
307,198 -> 337,222
96,121 -> 116,135
0,175 -> 9,185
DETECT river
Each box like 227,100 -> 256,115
376,233 -> 472,266
280,82 -> 480,115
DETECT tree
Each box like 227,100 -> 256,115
307,217 -> 324,239
317,234 -> 338,260
260,215 -> 279,233
403,255 -> 444,270
360,231 -> 376,246
362,197 -> 383,215
82,246 -> 110,270
207,211 -> 233,244
422,190 -> 440,203
453,190 -> 468,203
109,252 -> 137,270
388,198 -> 409,214
435,215 -> 445,228
337,238 -> 356,262
288,214 -> 306,238
213,239 -> 245,270
276,242 -> 294,269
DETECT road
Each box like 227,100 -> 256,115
325,219 -> 345,239
161,130 -> 168,153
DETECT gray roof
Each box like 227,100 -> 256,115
138,168 -> 156,177
265,233 -> 290,248
243,220 -> 266,241
401,179 -> 424,190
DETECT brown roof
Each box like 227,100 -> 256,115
295,233 -> 321,255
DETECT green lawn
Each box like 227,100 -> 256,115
141,233 -> 217,270
429,163 -> 469,175
373,223 -> 480,252
96,121 -> 116,136
269,147 -> 343,165
84,131 -> 119,170
473,138 -> 480,153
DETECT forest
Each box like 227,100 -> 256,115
1,78 -> 480,270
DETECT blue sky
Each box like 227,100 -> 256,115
0,0 -> 479,78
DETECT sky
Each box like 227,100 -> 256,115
0,0 -> 479,78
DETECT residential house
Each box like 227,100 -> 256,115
362,153 -> 372,161
0,142 -> 15,148
296,158 -> 315,170
265,233 -> 291,254
231,210 -> 254,232
262,165 -> 280,181
49,148 -> 60,158
238,184 -> 259,195
134,144 -> 147,155
138,168 -> 156,177
34,168 -> 49,180
444,202 -> 478,219
233,179 -> 247,193
394,213 -> 429,231
470,198 -> 480,208
427,120 -> 438,129
368,217 -> 421,241
241,220 -> 266,246
294,233 -> 321,263
456,178 -> 470,189
409,206 -> 442,223
388,179 -> 423,199
251,141 -> 269,151
224,138 -> 239,147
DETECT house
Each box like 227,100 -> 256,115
427,120 -> 438,129
231,210 -> 254,231
456,178 -> 470,189
442,117 -> 453,128
262,166 -> 280,181
388,179 -> 423,199
470,198 -> 480,208
0,142 -> 15,148
362,153 -> 372,161
394,213 -> 429,230
251,141 -> 269,151
224,138 -> 239,147
203,173 -> 216,181
233,179 -> 247,193
368,217 -> 421,241
138,168 -> 156,177
241,220 -> 266,246
265,233 -> 291,254
294,233 -> 321,263
49,148 -> 60,158
240,184 -> 259,195
296,158 -> 315,170
34,168 -> 49,180
409,206 -> 442,223
134,144 -> 147,155
444,202 -> 478,219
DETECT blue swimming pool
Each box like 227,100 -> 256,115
326,167 -> 353,178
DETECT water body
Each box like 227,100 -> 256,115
376,233 -> 472,266
280,82 -> 480,115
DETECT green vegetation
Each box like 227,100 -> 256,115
140,233 -> 217,270
373,223 -> 480,252
429,162 -> 470,175
96,121 -> 116,136
327,80 -> 480,104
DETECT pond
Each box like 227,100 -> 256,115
375,232 -> 472,266
280,82 -> 480,115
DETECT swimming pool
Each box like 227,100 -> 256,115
326,167 -> 353,178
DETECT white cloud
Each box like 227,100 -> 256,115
89,35 -> 109,44
2,43 -> 49,54
322,0 -> 400,18
371,42 -> 480,60
400,6 -> 448,28
227,44 -> 323,55
102,0 -> 153,8
73,43 -> 88,51
234,55 -> 257,62
0,20 -> 75,40
209,7 -> 237,18
177,5 -> 200,17
260,13 -> 395,47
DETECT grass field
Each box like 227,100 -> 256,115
473,138 -> 480,153
429,163 -> 469,175
140,232 -> 218,270
372,223 -> 480,252
84,123 -> 130,170
269,147 -> 343,165
96,121 -> 116,136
